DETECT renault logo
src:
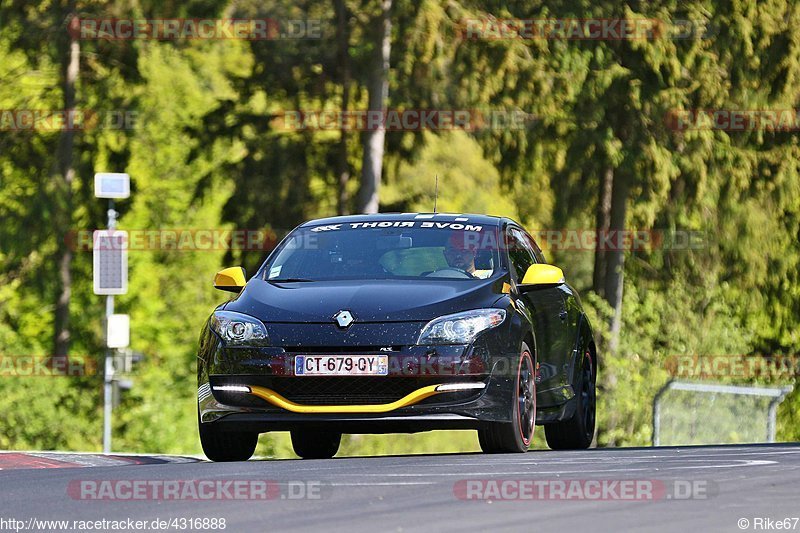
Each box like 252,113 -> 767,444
334,310 -> 354,329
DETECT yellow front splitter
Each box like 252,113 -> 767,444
248,384 -> 444,414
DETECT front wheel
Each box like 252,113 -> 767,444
544,348 -> 596,450
291,430 -> 342,459
478,343 -> 536,453
199,420 -> 258,462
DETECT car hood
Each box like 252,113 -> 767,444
225,277 -> 504,323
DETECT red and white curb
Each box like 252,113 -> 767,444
0,451 -> 200,470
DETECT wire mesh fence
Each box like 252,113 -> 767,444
652,382 -> 793,446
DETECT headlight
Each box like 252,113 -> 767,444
209,310 -> 269,347
417,309 -> 506,345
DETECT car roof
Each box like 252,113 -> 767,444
299,212 -> 509,228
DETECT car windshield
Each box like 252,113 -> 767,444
261,221 -> 502,281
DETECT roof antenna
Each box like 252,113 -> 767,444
433,174 -> 438,213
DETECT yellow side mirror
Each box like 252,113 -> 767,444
214,266 -> 246,293
519,264 -> 565,289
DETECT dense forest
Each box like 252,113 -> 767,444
1,0 -> 798,455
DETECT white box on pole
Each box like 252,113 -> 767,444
94,173 -> 130,199
93,230 -> 128,295
107,314 -> 130,349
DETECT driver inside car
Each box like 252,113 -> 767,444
443,231 -> 493,279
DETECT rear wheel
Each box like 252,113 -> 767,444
291,430 -> 342,459
545,348 -> 596,450
478,343 -> 536,453
199,419 -> 258,462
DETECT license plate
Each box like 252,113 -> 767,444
294,355 -> 388,376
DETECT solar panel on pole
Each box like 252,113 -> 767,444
93,230 -> 128,295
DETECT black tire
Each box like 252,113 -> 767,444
545,348 -> 596,450
199,420 -> 258,462
478,342 -> 536,453
291,430 -> 342,459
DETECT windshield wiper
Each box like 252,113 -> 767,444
267,278 -> 315,283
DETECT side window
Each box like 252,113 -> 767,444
506,228 -> 536,282
523,232 -> 546,264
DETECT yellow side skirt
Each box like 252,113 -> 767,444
248,384 -> 443,414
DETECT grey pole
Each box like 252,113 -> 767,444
652,381 -> 673,447
103,295 -> 114,453
653,400 -> 660,447
102,200 -> 117,454
767,390 -> 791,443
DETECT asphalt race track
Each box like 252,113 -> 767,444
0,444 -> 798,532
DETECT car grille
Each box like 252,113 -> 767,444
210,375 -> 484,407
271,377 -> 422,405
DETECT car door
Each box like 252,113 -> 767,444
505,226 -> 567,391
520,229 -> 573,374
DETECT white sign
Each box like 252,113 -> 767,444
94,173 -> 130,199
107,314 -> 130,349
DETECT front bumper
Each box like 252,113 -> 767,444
197,322 -> 519,432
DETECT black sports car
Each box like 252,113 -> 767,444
197,213 -> 597,460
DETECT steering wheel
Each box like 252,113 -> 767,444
424,267 -> 475,279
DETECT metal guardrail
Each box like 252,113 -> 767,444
652,381 -> 793,446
